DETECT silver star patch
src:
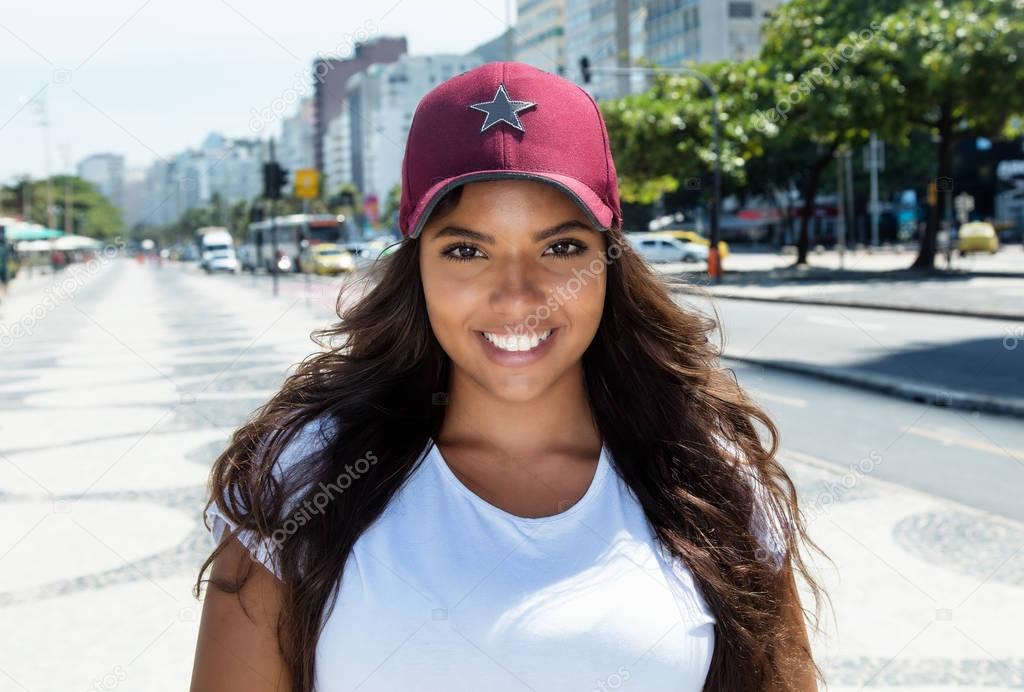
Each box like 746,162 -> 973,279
468,83 -> 537,133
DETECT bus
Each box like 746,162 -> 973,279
244,214 -> 356,273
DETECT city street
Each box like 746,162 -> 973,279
1,258 -> 1021,690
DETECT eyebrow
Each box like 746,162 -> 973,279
433,219 -> 594,244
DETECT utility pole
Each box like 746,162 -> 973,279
61,144 -> 74,236
844,147 -> 854,249
268,138 -> 279,297
32,98 -> 56,230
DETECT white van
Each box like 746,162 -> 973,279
196,227 -> 238,273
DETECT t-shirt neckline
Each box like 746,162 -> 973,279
427,438 -> 612,525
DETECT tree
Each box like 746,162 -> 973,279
1,176 -> 124,240
602,58 -> 775,209
757,0 -> 913,264
869,0 -> 1024,268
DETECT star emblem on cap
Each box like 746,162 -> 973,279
468,83 -> 537,133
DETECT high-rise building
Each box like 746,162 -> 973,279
279,97 -> 316,175
312,36 -> 407,173
516,0 -> 566,76
645,0 -> 781,65
140,133 -> 264,228
322,108 -> 352,196
76,153 -> 125,210
565,0 -> 648,100
566,0 -> 783,100
120,166 -> 147,231
344,54 -> 485,206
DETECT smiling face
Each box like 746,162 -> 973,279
418,179 -> 608,402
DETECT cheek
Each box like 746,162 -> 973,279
420,260 -> 482,343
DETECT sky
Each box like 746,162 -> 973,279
0,0 -> 516,184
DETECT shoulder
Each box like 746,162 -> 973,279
269,413 -> 339,487
204,412 -> 339,580
743,464 -> 792,572
713,434 -> 793,573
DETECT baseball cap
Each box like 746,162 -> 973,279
398,61 -> 622,240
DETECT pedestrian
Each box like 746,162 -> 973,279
192,62 -> 823,692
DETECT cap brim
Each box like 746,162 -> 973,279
406,169 -> 616,240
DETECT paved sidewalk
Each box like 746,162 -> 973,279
663,245 -> 1024,321
0,259 -> 1020,690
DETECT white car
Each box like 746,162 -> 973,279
205,248 -> 239,273
627,233 -> 709,263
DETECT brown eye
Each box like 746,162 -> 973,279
543,239 -> 586,258
442,244 -> 485,262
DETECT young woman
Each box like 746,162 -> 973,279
192,61 -> 823,692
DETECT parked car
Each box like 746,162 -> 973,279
299,243 -> 355,275
648,229 -> 730,258
627,233 -> 709,263
957,221 -> 999,255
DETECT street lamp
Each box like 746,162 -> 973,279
579,60 -> 723,281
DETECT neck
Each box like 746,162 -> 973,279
438,361 -> 601,459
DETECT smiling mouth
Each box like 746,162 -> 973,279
480,328 -> 554,352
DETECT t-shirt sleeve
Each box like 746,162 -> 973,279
203,414 -> 336,580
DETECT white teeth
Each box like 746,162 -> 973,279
483,329 -> 552,352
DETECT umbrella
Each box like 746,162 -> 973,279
5,224 -> 63,241
52,234 -> 102,251
16,239 -> 54,252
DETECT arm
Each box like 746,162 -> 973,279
767,563 -> 818,692
190,537 -> 293,692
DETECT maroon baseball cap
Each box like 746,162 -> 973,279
399,61 -> 622,240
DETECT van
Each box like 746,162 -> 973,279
196,227 -> 238,273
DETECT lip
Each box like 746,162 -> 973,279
476,327 -> 559,366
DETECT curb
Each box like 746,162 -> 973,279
672,287 -> 1024,322
721,354 -> 1024,420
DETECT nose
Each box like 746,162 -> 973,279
488,253 -> 547,324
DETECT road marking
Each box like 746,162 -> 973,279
746,387 -> 807,407
804,313 -> 888,331
903,425 -> 1024,461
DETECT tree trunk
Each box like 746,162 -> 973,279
912,105 -> 955,270
794,141 -> 839,266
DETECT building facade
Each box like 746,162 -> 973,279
345,53 -> 485,205
312,36 -> 407,172
76,153 -> 125,210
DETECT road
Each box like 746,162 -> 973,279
0,257 -> 1021,691
678,294 -> 1024,414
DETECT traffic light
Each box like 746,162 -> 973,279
249,204 -> 264,223
262,162 -> 289,200
579,56 -> 591,84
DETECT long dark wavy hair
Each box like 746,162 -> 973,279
195,184 -> 826,691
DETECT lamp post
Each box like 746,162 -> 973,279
579,62 -> 723,281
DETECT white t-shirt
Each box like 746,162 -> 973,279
205,416 -> 786,692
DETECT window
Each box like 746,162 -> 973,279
729,1 -> 753,19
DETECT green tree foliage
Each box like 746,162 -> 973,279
0,176 -> 124,240
867,0 -> 1024,268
